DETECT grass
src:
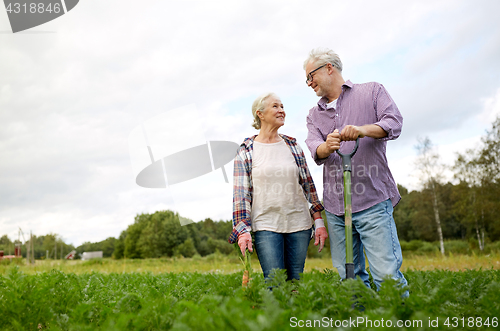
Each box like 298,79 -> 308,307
2,251 -> 499,275
401,252 -> 500,271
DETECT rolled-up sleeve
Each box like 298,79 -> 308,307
373,84 -> 403,141
306,114 -> 329,165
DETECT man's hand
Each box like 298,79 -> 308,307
325,129 -> 341,152
316,129 -> 341,158
314,227 -> 328,252
238,232 -> 253,256
340,125 -> 365,141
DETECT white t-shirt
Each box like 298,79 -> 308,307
326,98 -> 338,109
251,139 -> 312,233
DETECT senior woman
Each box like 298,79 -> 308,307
228,92 -> 328,281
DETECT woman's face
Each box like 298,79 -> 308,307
260,96 -> 285,128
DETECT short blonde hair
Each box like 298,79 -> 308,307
251,92 -> 278,130
303,47 -> 343,72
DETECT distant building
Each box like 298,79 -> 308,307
81,251 -> 103,260
65,250 -> 77,260
0,251 -> 18,260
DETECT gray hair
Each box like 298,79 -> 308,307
251,92 -> 278,130
303,47 -> 343,73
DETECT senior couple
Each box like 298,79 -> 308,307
228,48 -> 407,292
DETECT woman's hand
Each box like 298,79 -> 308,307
314,227 -> 328,252
238,232 -> 253,256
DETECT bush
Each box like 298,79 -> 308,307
444,240 -> 470,255
207,238 -> 234,255
400,240 -> 500,255
195,240 -> 212,256
82,258 -> 108,266
175,238 -> 197,258
401,240 -> 477,255
401,240 -> 438,255
205,249 -> 225,261
417,241 -> 439,254
485,241 -> 500,254
400,240 -> 425,252
0,258 -> 25,266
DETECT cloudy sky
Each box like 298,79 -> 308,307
1,0 -> 499,247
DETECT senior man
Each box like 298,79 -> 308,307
303,47 -> 408,292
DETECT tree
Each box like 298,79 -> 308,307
414,136 -> 445,255
206,237 -> 234,255
42,234 -> 57,258
124,214 -> 149,259
76,237 -> 116,257
175,238 -> 197,258
112,231 -> 127,259
454,152 -> 486,249
134,210 -> 191,258
476,116 -> 500,241
113,211 -> 235,259
452,115 -> 500,244
393,185 -> 413,241
0,235 -> 13,254
477,115 -> 500,182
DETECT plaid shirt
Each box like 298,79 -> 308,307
228,134 -> 324,244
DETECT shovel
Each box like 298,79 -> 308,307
336,137 -> 359,280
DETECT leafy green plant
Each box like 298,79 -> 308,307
1,266 -> 499,330
239,249 -> 252,288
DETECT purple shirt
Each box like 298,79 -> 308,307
305,80 -> 403,216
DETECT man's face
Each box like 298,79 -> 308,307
305,61 -> 330,98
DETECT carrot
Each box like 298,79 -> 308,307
240,249 -> 252,289
242,270 -> 249,288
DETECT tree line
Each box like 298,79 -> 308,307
112,211 -> 233,259
1,214 -> 233,260
0,233 -> 75,260
401,115 -> 500,254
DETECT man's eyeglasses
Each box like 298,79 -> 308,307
306,63 -> 328,84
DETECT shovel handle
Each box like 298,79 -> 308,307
336,137 -> 360,278
336,137 -> 359,158
336,138 -> 360,172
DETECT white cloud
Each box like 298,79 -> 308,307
479,87 -> 500,125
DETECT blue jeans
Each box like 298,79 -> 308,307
254,229 -> 312,281
326,199 -> 408,293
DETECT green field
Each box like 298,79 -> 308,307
2,251 -> 499,275
1,254 -> 500,330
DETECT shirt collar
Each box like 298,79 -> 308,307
242,134 -> 295,149
243,135 -> 257,148
317,80 -> 353,110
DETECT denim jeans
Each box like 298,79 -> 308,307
254,229 -> 312,281
325,199 -> 408,293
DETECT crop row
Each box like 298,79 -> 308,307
1,266 -> 499,330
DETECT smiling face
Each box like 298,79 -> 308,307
305,61 -> 331,98
258,96 -> 285,129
